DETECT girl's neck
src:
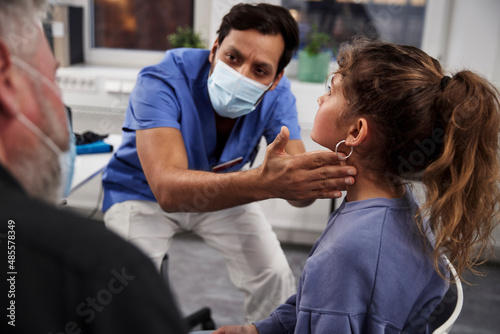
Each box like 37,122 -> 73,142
345,168 -> 406,202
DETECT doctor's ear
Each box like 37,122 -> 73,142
268,70 -> 284,91
345,118 -> 369,147
209,38 -> 219,64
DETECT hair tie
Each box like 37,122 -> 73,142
440,76 -> 451,92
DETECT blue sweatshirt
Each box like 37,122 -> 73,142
254,189 -> 448,333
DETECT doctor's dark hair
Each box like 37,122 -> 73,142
217,3 -> 299,76
335,38 -> 500,282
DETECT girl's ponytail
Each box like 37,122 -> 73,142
421,71 -> 500,281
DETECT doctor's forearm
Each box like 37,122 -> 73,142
153,168 -> 270,213
151,150 -> 354,212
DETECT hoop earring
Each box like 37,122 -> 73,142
335,140 -> 353,160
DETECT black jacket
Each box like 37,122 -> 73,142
0,164 -> 187,333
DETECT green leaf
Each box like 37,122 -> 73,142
303,24 -> 332,56
167,26 -> 205,49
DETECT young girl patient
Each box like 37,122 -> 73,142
213,38 -> 500,333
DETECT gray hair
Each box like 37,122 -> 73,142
0,0 -> 48,58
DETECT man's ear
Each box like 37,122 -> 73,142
0,40 -> 19,118
345,118 -> 368,147
268,69 -> 284,91
208,38 -> 219,64
0,40 -> 11,73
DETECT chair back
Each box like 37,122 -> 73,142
429,261 -> 464,334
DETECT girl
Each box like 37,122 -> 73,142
214,38 -> 500,334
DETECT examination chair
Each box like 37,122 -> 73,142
428,261 -> 464,334
160,254 -> 216,331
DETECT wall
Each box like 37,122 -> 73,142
422,0 -> 500,87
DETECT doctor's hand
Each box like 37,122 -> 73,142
258,126 -> 357,201
211,325 -> 259,334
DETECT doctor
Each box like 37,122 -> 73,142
102,3 -> 356,323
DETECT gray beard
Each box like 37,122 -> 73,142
10,76 -> 67,205
10,143 -> 61,204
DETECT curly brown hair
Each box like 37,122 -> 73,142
335,37 -> 500,282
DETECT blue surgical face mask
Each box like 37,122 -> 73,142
207,55 -> 274,119
11,56 -> 76,199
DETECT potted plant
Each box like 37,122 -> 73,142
167,26 -> 205,49
298,25 -> 333,83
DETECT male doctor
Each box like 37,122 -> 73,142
102,3 -> 356,323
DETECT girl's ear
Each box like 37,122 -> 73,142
345,118 -> 369,147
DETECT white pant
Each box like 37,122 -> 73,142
104,200 -> 296,324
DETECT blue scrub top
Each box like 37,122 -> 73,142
102,48 -> 302,211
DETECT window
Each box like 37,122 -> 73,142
92,0 -> 194,51
282,0 -> 428,54
49,0 -> 428,68
47,0 -> 209,67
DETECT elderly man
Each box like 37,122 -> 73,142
0,1 -> 186,332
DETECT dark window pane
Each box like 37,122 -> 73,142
283,0 -> 427,52
93,0 -> 193,51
